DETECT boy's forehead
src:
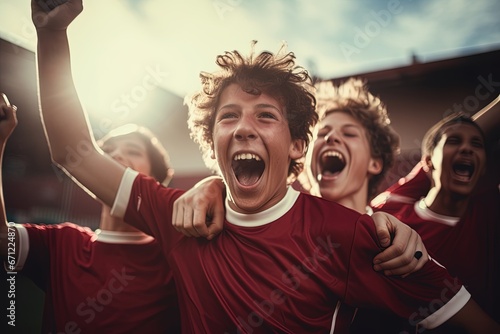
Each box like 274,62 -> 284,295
218,83 -> 284,111
441,122 -> 483,139
321,110 -> 361,127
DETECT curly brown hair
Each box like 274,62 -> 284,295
315,78 -> 400,199
186,41 -> 318,179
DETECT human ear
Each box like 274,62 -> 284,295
423,155 -> 433,171
368,157 -> 383,175
289,139 -> 306,160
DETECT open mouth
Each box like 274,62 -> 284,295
319,150 -> 346,179
452,161 -> 475,182
232,153 -> 265,186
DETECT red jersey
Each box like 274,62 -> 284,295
112,169 -> 471,334
378,190 -> 500,323
13,222 -> 180,333
371,165 -> 431,211
355,165 -> 500,332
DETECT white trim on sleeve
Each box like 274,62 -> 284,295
110,168 -> 139,219
419,286 -> 471,329
4,224 -> 30,272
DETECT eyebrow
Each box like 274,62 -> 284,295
343,124 -> 362,130
218,103 -> 282,113
319,123 -> 362,130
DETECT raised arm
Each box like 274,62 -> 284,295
472,94 -> 500,141
0,93 -> 18,260
32,0 -> 124,206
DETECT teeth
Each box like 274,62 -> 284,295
233,153 -> 261,161
322,151 -> 344,160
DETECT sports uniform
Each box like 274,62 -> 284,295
13,222 -> 180,333
112,169 -> 471,334
377,187 -> 500,323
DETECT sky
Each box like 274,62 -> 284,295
1,0 -> 499,118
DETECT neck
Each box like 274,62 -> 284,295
337,196 -> 369,214
99,205 -> 142,232
317,178 -> 369,214
423,187 -> 469,217
324,182 -> 370,214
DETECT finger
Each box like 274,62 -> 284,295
11,105 -> 18,118
172,198 -> 182,230
172,203 -> 192,238
372,213 -> 392,248
375,229 -> 420,276
182,204 -> 199,237
0,92 -> 10,107
205,201 -> 225,240
403,235 -> 429,276
393,231 -> 429,277
373,223 -> 413,271
174,202 -> 191,237
0,105 -> 18,125
383,237 -> 417,276
191,206 -> 210,238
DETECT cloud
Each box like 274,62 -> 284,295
380,0 -> 500,59
0,0 -> 498,96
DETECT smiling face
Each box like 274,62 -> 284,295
212,83 -> 304,214
310,111 -> 382,211
427,122 -> 486,197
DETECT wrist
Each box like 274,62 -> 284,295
36,27 -> 68,40
195,175 -> 224,189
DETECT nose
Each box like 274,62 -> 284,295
234,116 -> 257,141
459,141 -> 474,155
324,129 -> 340,145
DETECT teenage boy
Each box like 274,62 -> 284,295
32,1 -> 499,333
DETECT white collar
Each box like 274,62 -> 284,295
93,229 -> 155,244
414,199 -> 460,227
365,206 -> 374,216
225,187 -> 300,227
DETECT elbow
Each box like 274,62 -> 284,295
50,151 -> 64,167
49,148 -> 70,168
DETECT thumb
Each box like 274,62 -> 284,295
205,203 -> 225,240
372,212 -> 392,248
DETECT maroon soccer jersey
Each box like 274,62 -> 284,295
112,169 -> 471,333
371,165 -> 430,211
14,222 -> 180,333
377,189 -> 500,323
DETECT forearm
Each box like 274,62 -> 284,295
36,29 -> 94,164
35,28 -> 124,206
447,298 -> 500,333
472,94 -> 500,140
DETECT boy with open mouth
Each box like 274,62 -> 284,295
31,0 -> 499,332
